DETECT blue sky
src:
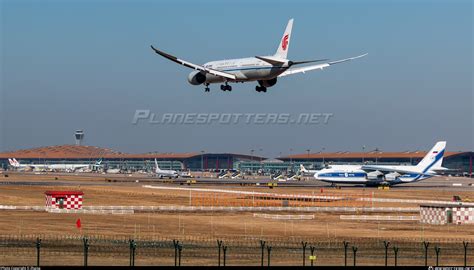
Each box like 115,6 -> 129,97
1,0 -> 472,157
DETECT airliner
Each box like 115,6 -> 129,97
313,141 -> 448,186
299,164 -> 319,176
154,159 -> 178,179
150,19 -> 367,92
8,158 -> 102,172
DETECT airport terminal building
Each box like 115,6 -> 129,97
0,145 -> 472,176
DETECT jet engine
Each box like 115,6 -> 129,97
187,71 -> 206,85
367,170 -> 384,180
385,172 -> 401,181
258,78 -> 277,87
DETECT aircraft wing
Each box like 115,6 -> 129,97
360,165 -> 435,177
150,45 -> 236,80
278,53 -> 368,77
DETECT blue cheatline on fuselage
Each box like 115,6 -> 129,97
316,172 -> 429,185
317,172 -> 367,177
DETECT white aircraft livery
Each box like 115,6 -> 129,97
299,164 -> 319,176
314,141 -> 447,186
154,159 -> 178,179
8,158 -> 102,172
151,19 -> 367,92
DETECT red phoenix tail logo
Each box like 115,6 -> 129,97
282,34 -> 289,50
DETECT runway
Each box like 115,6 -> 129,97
1,172 -> 473,191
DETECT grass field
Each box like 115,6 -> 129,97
0,172 -> 473,266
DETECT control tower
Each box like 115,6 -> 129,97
75,130 -> 84,146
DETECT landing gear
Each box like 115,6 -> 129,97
220,83 -> 232,91
255,85 -> 267,92
204,83 -> 210,92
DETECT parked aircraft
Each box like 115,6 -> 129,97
8,158 -> 102,172
313,141 -> 448,186
154,159 -> 178,179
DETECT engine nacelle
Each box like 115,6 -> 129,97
385,172 -> 401,181
367,170 -> 384,180
258,78 -> 277,87
187,71 -> 206,85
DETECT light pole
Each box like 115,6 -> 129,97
251,149 -> 255,173
362,145 -> 366,163
321,147 -> 326,166
289,148 -> 293,172
374,147 -> 380,164
201,150 -> 205,172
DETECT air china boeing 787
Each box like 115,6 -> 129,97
151,19 -> 367,92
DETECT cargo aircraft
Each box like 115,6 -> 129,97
151,19 -> 367,92
313,141 -> 448,186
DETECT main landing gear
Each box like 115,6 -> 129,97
204,83 -> 210,92
220,83 -> 232,91
255,85 -> 267,92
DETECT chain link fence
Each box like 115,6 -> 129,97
0,234 -> 470,266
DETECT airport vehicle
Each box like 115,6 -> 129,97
299,164 -> 319,176
178,170 -> 193,178
154,159 -> 178,179
150,19 -> 367,92
8,158 -> 102,172
105,168 -> 121,174
313,141 -> 448,186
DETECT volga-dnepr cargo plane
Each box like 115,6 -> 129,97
151,19 -> 367,92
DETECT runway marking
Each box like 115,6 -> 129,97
0,205 -> 419,213
340,215 -> 420,221
253,213 -> 315,220
142,185 -> 344,200
357,197 -> 474,206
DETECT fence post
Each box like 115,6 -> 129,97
35,237 -> 41,267
83,237 -> 89,266
129,239 -> 136,266
434,246 -> 440,266
217,240 -> 223,266
301,241 -> 308,266
260,240 -> 266,266
352,246 -> 358,266
178,244 -> 183,266
343,241 -> 349,266
463,241 -> 469,267
223,245 -> 228,266
173,240 -> 179,266
309,245 -> 316,267
393,246 -> 399,267
267,246 -> 272,267
423,241 -> 430,267
383,241 -> 390,266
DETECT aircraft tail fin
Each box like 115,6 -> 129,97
300,164 -> 308,172
274,18 -> 293,59
8,158 -> 15,167
12,158 -> 20,167
154,158 -> 160,171
415,141 -> 446,172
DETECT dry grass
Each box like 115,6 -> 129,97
0,173 -> 473,266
